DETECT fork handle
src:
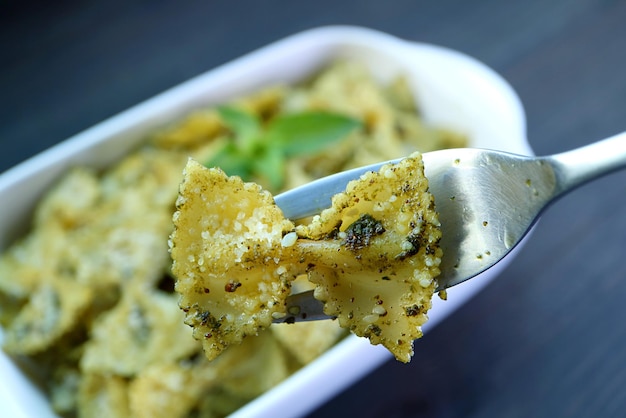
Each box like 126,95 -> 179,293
547,131 -> 626,195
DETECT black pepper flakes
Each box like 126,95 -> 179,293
195,310 -> 221,331
405,304 -> 422,317
224,280 -> 242,292
397,227 -> 428,260
367,324 -> 382,337
324,220 -> 344,239
198,311 -> 210,325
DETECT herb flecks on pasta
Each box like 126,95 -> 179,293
170,153 -> 442,363
296,152 -> 442,362
0,61 -> 465,416
170,160 -> 300,361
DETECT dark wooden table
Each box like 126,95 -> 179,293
3,1 -> 626,417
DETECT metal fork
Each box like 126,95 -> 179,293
273,131 -> 626,323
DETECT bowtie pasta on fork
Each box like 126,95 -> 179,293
170,152 -> 442,363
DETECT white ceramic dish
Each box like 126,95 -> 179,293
0,26 -> 531,418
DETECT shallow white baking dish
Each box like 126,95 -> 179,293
0,26 -> 531,418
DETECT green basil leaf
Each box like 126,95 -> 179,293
205,142 -> 253,180
205,109 -> 360,191
266,112 -> 361,156
252,146 -> 286,192
218,106 -> 261,146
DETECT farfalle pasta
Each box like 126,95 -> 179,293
0,61 -> 465,417
170,153 -> 442,362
